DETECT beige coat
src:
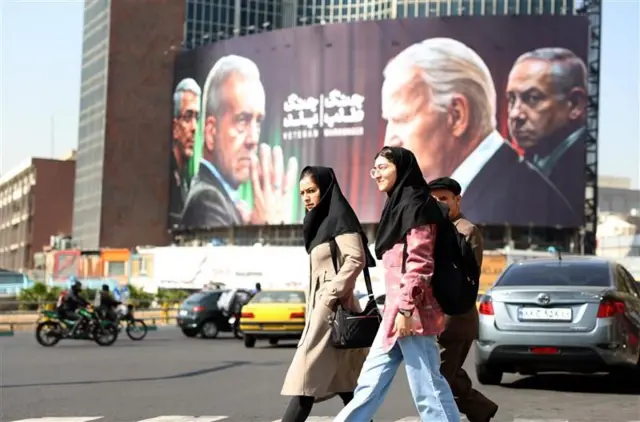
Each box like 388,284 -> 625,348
281,232 -> 368,399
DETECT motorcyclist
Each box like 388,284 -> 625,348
57,278 -> 90,330
96,284 -> 121,322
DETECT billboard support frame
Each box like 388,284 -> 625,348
579,0 -> 601,255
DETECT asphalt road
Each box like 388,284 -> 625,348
0,328 -> 638,422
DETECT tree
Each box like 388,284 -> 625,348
17,283 -> 63,311
126,285 -> 154,309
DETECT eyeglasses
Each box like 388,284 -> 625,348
369,165 -> 390,179
177,110 -> 199,122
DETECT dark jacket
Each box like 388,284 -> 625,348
440,215 -> 482,341
98,291 -> 121,310
62,289 -> 89,312
169,153 -> 190,227
461,143 -> 580,227
180,162 -> 243,228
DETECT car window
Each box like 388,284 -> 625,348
203,291 -> 223,306
252,291 -> 305,304
183,292 -> 210,305
618,266 -> 640,297
495,263 -> 612,287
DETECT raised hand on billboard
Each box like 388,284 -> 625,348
236,200 -> 252,225
249,144 -> 299,225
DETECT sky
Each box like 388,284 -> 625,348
0,0 -> 639,188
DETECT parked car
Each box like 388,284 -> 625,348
475,257 -> 640,385
177,289 -> 252,339
239,289 -> 306,348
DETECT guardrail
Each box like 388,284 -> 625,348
0,303 -> 181,336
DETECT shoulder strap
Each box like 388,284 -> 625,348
329,238 -> 339,274
329,238 -> 375,301
401,237 -> 408,274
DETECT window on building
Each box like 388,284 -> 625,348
107,261 -> 127,277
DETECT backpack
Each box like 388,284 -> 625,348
401,204 -> 480,315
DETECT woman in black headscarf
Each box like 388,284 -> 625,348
280,166 -> 375,422
335,147 -> 461,422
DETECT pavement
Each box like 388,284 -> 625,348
0,328 -> 639,422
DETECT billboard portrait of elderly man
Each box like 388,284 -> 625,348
506,48 -> 587,198
169,78 -> 201,227
461,47 -> 587,227
181,55 -> 298,229
381,37 -> 505,194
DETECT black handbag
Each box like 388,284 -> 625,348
328,238 -> 382,349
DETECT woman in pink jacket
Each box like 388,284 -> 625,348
335,146 -> 461,422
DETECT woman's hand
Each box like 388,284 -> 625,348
394,313 -> 414,337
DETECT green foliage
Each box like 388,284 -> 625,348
126,284 -> 154,309
156,288 -> 190,306
15,282 -> 188,311
17,282 -> 63,311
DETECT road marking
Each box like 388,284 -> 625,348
514,420 -> 569,422
271,418 -> 334,422
10,418 -> 103,422
137,418 -> 228,422
10,417 -> 640,422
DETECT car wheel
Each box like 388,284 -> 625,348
244,335 -> 256,348
476,364 -> 503,385
181,328 -> 198,338
200,321 -> 219,339
268,338 -> 279,346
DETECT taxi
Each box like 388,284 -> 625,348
239,289 -> 306,348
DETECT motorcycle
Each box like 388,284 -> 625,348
35,307 -> 119,347
115,304 -> 148,341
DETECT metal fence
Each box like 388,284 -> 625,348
0,301 -> 180,331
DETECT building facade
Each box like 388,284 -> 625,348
185,0 -> 577,49
0,157 -> 76,272
72,0 -> 186,249
73,0 -> 111,249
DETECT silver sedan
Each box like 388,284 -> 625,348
475,257 -> 640,385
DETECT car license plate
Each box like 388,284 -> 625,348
179,309 -> 188,316
518,307 -> 572,321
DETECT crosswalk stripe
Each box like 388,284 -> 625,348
271,418 -> 334,422
10,418 -> 103,422
137,418 -> 228,422
9,417 -> 640,422
514,420 -> 569,422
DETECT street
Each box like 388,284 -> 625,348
0,328 -> 638,422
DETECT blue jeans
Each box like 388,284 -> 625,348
334,327 -> 461,422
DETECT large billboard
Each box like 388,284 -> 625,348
168,16 -> 588,230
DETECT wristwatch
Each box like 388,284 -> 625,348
399,309 -> 413,318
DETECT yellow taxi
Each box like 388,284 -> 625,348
240,289 -> 306,348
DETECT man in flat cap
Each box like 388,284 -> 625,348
429,177 -> 498,422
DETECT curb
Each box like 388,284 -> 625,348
147,326 -> 158,331
0,330 -> 14,337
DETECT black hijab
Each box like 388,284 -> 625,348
301,166 -> 375,267
374,147 -> 444,259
